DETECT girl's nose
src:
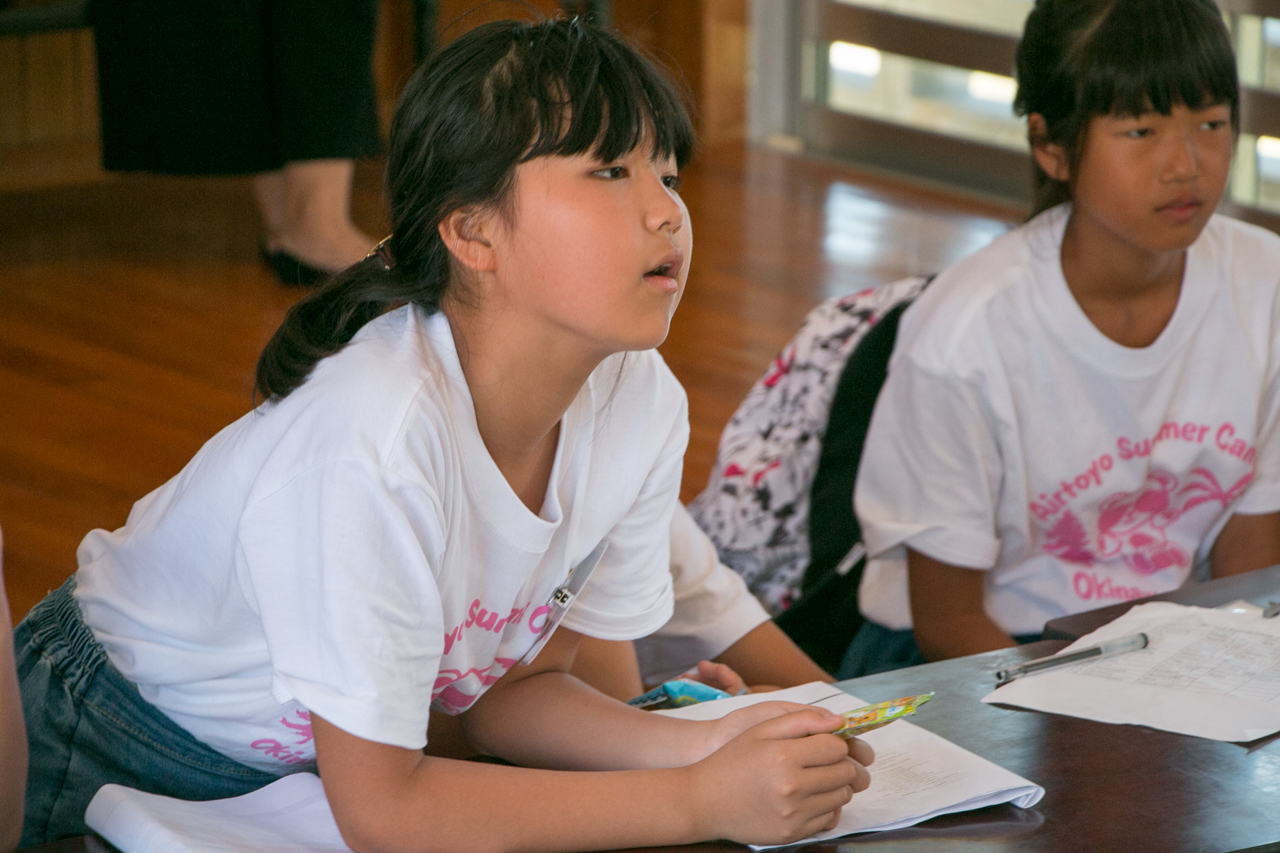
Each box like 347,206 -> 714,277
1165,133 -> 1199,181
644,171 -> 685,233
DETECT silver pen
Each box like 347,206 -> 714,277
995,632 -> 1149,687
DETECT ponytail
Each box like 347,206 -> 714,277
255,252 -> 437,400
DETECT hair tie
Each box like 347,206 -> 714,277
368,236 -> 396,271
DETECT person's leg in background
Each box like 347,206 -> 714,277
254,159 -> 374,282
256,0 -> 381,283
91,0 -> 380,286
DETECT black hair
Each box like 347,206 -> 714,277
1014,0 -> 1238,214
255,18 -> 695,401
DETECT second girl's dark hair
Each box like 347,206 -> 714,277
255,18 -> 695,401
1014,0 -> 1238,214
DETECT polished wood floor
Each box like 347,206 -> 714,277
0,142 -> 1020,623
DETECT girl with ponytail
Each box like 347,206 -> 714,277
16,19 -> 871,852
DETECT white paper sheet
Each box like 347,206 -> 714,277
982,601 -> 1280,742
658,681 -> 1044,848
86,772 -> 352,853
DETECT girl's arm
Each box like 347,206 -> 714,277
713,621 -> 834,689
1210,511 -> 1280,577
316,627 -> 872,853
570,621 -> 831,703
0,529 -> 27,853
568,635 -> 644,701
908,548 -> 1014,661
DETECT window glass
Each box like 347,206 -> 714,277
824,42 -> 1026,151
832,0 -> 1031,36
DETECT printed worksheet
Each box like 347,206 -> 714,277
984,602 -> 1280,741
659,682 -> 1044,848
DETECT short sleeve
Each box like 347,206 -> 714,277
855,356 -> 1004,569
633,503 -> 769,682
237,459 -> 446,751
561,364 -> 687,641
1237,290 -> 1280,514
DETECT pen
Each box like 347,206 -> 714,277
995,632 -> 1148,687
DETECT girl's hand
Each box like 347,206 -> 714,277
683,660 -> 747,695
694,700 -> 817,757
684,708 -> 874,845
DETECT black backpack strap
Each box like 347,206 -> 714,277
775,296 -> 918,673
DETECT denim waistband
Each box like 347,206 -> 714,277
19,574 -> 280,782
17,575 -> 282,846
24,575 -> 111,698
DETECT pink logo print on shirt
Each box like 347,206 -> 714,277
249,710 -> 314,766
1043,467 -> 1254,580
1097,467 -> 1252,574
442,599 -> 531,655
432,659 -> 517,715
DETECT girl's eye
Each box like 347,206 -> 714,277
1124,127 -> 1154,139
1200,119 -> 1229,131
662,174 -> 683,191
594,165 -> 628,179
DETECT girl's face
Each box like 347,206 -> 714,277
1055,103 -> 1233,257
487,146 -> 691,357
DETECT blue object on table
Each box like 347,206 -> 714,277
628,678 -> 732,710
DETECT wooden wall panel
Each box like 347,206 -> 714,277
701,0 -> 747,145
0,0 -> 748,193
373,0 -> 416,138
0,38 -> 24,147
0,27 -> 102,193
23,30 -> 77,143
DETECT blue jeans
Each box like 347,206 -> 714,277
837,620 -> 1043,680
17,576 -> 282,846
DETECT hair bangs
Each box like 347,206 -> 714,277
1074,0 -> 1238,121
499,21 -> 695,169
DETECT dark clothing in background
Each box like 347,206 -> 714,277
89,0 -> 381,175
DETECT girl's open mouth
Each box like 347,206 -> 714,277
643,249 -> 683,291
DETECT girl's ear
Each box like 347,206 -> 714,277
1028,113 -> 1071,182
439,207 -> 499,273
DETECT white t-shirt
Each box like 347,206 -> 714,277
635,504 -> 770,684
856,207 -> 1280,635
73,306 -> 683,773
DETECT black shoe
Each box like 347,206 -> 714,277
259,241 -> 332,287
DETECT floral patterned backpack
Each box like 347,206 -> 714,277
687,276 -> 929,671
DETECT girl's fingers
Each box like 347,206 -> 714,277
791,757 -> 864,797
848,757 -> 872,793
847,736 -> 876,767
747,707 -> 845,741
793,788 -> 854,833
707,702 -> 831,755
693,660 -> 747,695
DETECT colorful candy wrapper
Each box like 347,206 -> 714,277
834,693 -> 934,739
628,678 -> 733,711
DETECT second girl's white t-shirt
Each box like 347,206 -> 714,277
635,503 -> 770,684
73,306 -> 684,772
856,207 -> 1280,636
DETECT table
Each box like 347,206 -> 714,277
25,641 -> 1280,853
1043,563 -> 1280,641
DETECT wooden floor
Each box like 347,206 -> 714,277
0,142 -> 1020,623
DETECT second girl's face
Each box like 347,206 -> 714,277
488,145 -> 691,357
1068,102 -> 1233,257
